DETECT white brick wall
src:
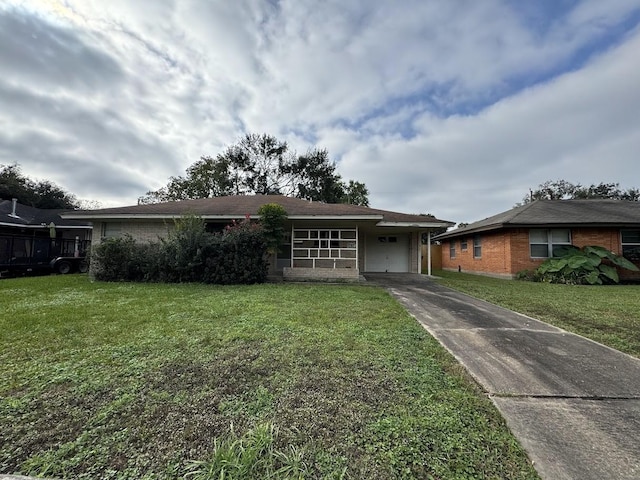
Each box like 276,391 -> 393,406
283,267 -> 361,282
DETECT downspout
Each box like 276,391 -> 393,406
290,223 -> 294,269
427,231 -> 432,276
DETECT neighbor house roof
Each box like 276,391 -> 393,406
61,195 -> 454,228
0,199 -> 92,230
436,200 -> 640,240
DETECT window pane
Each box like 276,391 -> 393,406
551,229 -> 571,243
622,230 -> 640,243
531,244 -> 549,257
529,229 -> 548,244
450,244 -> 456,258
622,246 -> 640,262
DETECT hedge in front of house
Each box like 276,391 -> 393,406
92,217 -> 268,284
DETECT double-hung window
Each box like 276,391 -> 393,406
473,235 -> 482,258
529,229 -> 571,258
449,242 -> 456,259
621,229 -> 640,263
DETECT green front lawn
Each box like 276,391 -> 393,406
432,269 -> 640,358
0,275 -> 538,479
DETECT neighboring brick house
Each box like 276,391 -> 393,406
435,200 -> 640,280
63,195 -> 454,281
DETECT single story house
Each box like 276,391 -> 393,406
0,198 -> 92,272
435,199 -> 640,280
62,195 -> 454,281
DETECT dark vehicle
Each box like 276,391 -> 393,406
0,234 -> 91,277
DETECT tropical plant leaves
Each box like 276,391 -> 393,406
534,245 -> 637,285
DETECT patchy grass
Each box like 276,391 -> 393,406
432,269 -> 640,358
1,275 -> 538,479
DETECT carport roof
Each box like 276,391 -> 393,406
436,199 -> 640,239
0,200 -> 92,229
61,195 -> 454,228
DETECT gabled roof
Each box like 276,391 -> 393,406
0,200 -> 92,229
61,195 -> 454,228
436,200 -> 640,240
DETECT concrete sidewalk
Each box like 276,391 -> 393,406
365,273 -> 640,480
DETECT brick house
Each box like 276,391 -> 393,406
63,195 -> 453,281
436,200 -> 640,280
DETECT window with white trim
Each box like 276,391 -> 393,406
292,228 -> 357,269
473,235 -> 482,258
449,242 -> 456,258
529,229 -> 571,258
621,229 -> 640,263
460,238 -> 468,251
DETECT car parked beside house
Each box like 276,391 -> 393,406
435,199 -> 640,281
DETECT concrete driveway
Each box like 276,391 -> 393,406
365,273 -> 640,480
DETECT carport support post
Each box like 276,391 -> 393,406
427,231 -> 432,276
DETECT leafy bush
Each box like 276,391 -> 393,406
257,203 -> 288,254
91,215 -> 268,284
534,245 -> 639,285
156,214 -> 212,283
91,234 -> 151,281
201,220 -> 268,284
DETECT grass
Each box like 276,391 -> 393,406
432,269 -> 640,358
0,275 -> 539,479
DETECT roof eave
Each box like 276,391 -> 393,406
61,213 -> 386,221
376,221 -> 455,228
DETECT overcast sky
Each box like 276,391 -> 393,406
1,1 -> 640,224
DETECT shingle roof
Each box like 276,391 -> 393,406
436,200 -> 640,240
62,195 -> 454,227
0,200 -> 91,228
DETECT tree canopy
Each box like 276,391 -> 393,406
0,164 -> 79,209
520,180 -> 640,205
140,133 -> 369,206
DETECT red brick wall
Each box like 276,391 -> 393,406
441,227 -> 640,280
441,231 -> 512,277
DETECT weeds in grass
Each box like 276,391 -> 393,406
184,423 -> 308,480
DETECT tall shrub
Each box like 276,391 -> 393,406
157,214 -> 212,283
202,220 -> 268,284
257,203 -> 288,255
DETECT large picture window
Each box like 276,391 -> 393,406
621,229 -> 640,263
529,229 -> 571,258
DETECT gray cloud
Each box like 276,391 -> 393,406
1,0 -> 639,224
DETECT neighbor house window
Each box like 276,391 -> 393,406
460,238 -> 468,251
529,229 -> 571,258
449,242 -> 456,259
621,229 -> 640,263
473,235 -> 482,258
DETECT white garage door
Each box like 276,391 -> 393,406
365,234 -> 410,272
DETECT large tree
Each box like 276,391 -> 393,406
520,180 -> 640,205
140,133 -> 369,205
0,164 -> 78,209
